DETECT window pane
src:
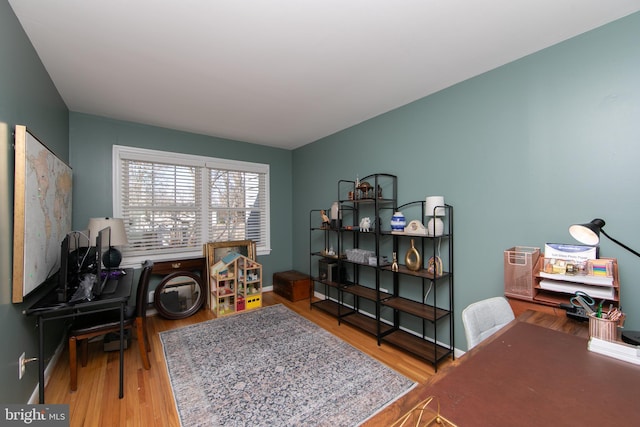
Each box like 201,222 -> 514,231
207,169 -> 267,249
114,145 -> 270,262
120,159 -> 202,257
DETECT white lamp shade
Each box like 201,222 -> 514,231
569,219 -> 606,246
425,196 -> 445,217
86,217 -> 129,246
568,224 -> 599,245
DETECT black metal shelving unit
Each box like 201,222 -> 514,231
379,200 -> 454,370
309,176 -> 454,371
333,174 -> 396,338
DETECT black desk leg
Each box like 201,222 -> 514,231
119,301 -> 124,399
38,315 -> 45,403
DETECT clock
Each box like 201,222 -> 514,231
404,220 -> 428,236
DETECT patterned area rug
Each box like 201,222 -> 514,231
160,304 -> 415,426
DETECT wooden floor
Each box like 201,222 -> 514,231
44,292 -> 446,426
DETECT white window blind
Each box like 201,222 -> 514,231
113,146 -> 270,264
207,168 -> 267,245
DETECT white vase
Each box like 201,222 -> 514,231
427,217 -> 444,237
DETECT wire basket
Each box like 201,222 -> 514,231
345,248 -> 375,264
504,246 -> 540,299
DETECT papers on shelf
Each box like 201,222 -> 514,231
588,337 -> 640,366
538,279 -> 615,299
539,271 -> 614,286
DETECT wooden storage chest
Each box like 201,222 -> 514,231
273,270 -> 311,302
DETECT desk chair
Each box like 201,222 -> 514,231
68,260 -> 154,391
462,296 -> 515,350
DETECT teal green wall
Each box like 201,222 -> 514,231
3,0 -> 640,401
1,0 -> 70,403
292,12 -> 640,350
69,113 -> 294,286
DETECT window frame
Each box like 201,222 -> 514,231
112,145 -> 271,266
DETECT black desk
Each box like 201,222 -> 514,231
24,269 -> 134,403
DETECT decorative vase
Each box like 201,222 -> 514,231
390,211 -> 406,232
405,239 -> 421,271
427,217 -> 444,237
330,201 -> 341,229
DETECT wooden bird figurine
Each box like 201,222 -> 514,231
320,210 -> 330,228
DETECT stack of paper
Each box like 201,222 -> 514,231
538,279 -> 615,299
539,270 -> 613,286
588,337 -> 640,365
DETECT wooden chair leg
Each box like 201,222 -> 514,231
69,337 -> 78,391
136,319 -> 151,370
143,318 -> 151,352
80,339 -> 89,367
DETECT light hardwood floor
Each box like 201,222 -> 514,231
44,292 -> 446,426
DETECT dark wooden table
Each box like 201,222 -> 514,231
364,310 -> 640,426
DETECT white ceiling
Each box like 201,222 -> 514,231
9,1 -> 640,149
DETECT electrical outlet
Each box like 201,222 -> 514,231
19,352 -> 25,380
148,291 -> 154,303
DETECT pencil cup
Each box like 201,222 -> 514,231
588,312 -> 624,342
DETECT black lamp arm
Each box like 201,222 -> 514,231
600,229 -> 640,259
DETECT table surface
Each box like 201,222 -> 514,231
25,270 -> 133,316
419,315 -> 640,426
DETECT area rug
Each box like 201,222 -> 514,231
160,304 -> 416,427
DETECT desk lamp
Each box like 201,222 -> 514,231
87,217 -> 129,268
569,218 -> 640,345
425,196 -> 445,237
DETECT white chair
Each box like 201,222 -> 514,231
462,296 -> 515,350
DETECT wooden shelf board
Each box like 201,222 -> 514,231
311,299 -> 343,317
341,258 -> 394,268
382,329 -> 452,365
340,311 -> 375,330
311,251 -> 342,260
311,277 -> 341,289
340,312 -> 393,336
344,198 -> 396,205
380,264 -> 450,280
342,284 -> 391,301
381,297 -> 450,321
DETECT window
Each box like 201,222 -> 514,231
113,145 -> 270,264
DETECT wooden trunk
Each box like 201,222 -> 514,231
273,270 -> 311,302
